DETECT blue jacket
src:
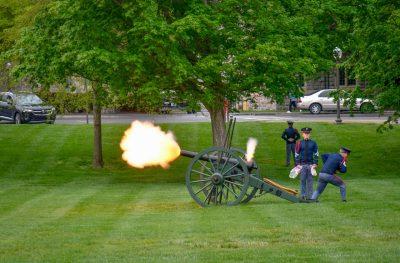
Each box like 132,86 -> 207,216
295,139 -> 319,165
320,153 -> 347,175
281,127 -> 300,144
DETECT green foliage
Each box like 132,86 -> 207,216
105,89 -> 164,113
36,89 -> 91,114
126,0 -> 332,109
310,0 -> 400,128
342,86 -> 364,116
36,89 -> 164,114
0,0 -> 50,89
346,0 -> 400,124
34,88 -> 164,114
7,0 -> 335,115
0,0 -> 50,54
377,111 -> 400,133
8,0 -> 132,92
5,0 -> 399,128
330,85 -> 366,116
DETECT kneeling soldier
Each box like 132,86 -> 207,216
311,147 -> 351,202
295,127 -> 319,200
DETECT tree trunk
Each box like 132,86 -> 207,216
205,102 -> 226,147
92,84 -> 104,168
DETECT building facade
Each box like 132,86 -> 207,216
304,68 -> 366,95
234,68 -> 366,111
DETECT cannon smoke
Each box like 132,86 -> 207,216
246,137 -> 258,162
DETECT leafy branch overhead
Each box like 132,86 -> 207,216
346,0 -> 400,124
6,0 -> 343,106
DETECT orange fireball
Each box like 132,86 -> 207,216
120,121 -> 181,169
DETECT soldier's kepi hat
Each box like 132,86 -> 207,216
301,127 -> 312,133
340,147 -> 351,154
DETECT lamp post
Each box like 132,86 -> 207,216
333,47 -> 342,124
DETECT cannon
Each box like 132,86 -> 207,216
181,117 -> 301,207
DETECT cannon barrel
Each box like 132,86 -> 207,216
180,149 -> 257,171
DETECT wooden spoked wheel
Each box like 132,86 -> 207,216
229,148 -> 261,203
185,147 -> 250,207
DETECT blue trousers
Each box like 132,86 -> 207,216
312,173 -> 346,201
289,100 -> 297,111
300,165 -> 313,199
286,143 -> 295,165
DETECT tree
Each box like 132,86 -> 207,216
10,0 -> 132,167
347,0 -> 400,127
9,0 -> 339,152
0,0 -> 50,90
0,0 -> 50,53
125,0 -> 330,146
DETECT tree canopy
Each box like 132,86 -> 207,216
123,0 -> 333,145
0,0 -> 50,54
9,0 -> 136,167
4,0 -> 399,149
348,0 -> 400,122
0,0 -> 50,89
10,0 -> 334,146
11,0 -> 131,88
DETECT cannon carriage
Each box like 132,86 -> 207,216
181,118 -> 301,207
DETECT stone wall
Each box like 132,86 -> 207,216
233,93 -> 278,111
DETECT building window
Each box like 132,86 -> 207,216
339,68 -> 345,86
348,76 -> 356,85
339,68 -> 356,86
324,72 -> 330,89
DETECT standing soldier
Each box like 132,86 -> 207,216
295,127 -> 319,200
288,94 -> 298,112
281,120 -> 300,166
311,147 -> 351,202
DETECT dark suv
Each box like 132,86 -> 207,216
0,92 -> 56,124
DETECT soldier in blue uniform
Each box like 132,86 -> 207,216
288,94 -> 298,112
295,127 -> 319,200
281,120 -> 300,166
311,147 -> 351,202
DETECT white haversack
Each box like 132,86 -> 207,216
289,166 -> 302,179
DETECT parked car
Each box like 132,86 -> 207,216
0,91 -> 56,124
160,101 -> 177,114
160,101 -> 197,114
297,89 -> 375,114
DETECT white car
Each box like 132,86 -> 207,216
297,89 -> 374,114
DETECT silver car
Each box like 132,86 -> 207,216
297,89 -> 374,114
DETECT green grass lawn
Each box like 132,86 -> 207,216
0,122 -> 399,262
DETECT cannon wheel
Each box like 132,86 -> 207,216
229,148 -> 261,203
185,147 -> 250,207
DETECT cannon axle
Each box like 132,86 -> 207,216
180,149 -> 257,171
211,173 -> 224,185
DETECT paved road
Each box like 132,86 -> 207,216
54,112 -> 391,124
232,113 -> 393,124
0,112 -> 394,125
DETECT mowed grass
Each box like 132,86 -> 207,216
0,122 -> 399,262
